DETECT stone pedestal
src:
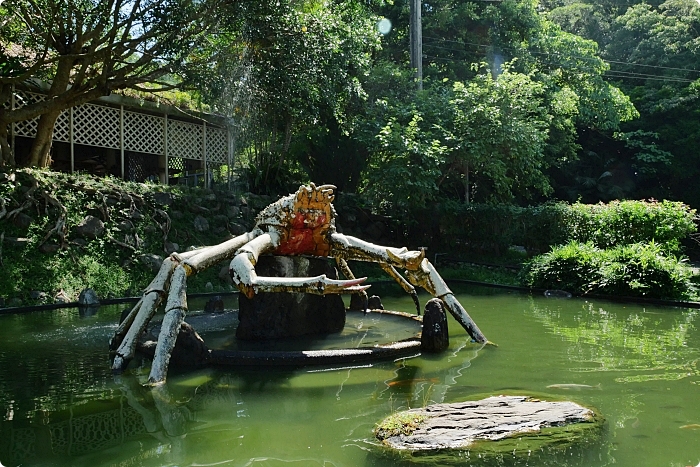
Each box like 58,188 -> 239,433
421,298 -> 449,352
236,256 -> 346,340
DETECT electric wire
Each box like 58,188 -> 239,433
424,35 -> 700,74
422,36 -> 700,83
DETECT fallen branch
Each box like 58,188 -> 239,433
108,235 -> 138,252
37,189 -> 68,248
155,208 -> 172,251
7,175 -> 39,219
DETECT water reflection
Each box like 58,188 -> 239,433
0,339 -> 483,467
527,298 -> 700,383
3,289 -> 700,467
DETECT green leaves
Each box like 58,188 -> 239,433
449,65 -> 552,202
521,241 -> 694,300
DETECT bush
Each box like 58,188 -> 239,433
432,199 -> 696,257
519,242 -> 604,294
565,200 -> 696,254
520,241 -> 694,300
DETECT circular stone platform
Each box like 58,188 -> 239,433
374,395 -> 603,464
139,308 -> 425,368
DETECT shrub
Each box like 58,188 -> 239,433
520,241 -> 694,300
519,242 -> 604,294
432,199 -> 696,257
565,200 -> 696,254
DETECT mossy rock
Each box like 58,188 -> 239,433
373,395 -> 604,466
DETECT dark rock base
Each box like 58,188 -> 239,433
236,256 -> 346,340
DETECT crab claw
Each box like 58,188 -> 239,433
406,258 -> 488,344
411,291 -> 421,315
386,247 -> 425,270
314,276 -> 370,295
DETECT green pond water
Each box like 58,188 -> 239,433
1,283 -> 700,467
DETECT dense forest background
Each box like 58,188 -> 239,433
3,0 -> 700,213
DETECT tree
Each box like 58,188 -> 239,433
448,65 -> 552,203
0,0 -> 221,168
189,0 -> 381,194
597,0 -> 700,205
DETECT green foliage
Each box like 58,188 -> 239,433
520,241 -> 606,293
564,199 -> 696,253
375,411 -> 427,439
520,241 -> 694,300
431,199 -> 696,257
361,112 -> 447,221
448,65 -> 552,202
0,169 -> 235,303
240,154 -> 308,196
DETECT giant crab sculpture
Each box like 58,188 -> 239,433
110,183 -> 487,385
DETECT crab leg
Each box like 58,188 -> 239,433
406,258 -> 488,344
230,233 -> 370,298
335,257 -> 369,312
111,257 -> 177,373
148,264 -> 188,385
330,233 -> 426,269
183,231 -> 259,274
330,233 -> 487,343
378,263 -> 421,315
111,232 -> 258,375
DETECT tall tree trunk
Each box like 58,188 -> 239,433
464,163 -> 470,205
0,121 -> 14,168
0,85 -> 14,168
27,110 -> 61,167
26,57 -> 74,168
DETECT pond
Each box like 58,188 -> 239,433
1,283 -> 699,467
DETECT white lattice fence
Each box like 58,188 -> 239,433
124,111 -> 164,155
168,120 -> 203,160
12,91 -> 70,142
73,103 -> 120,149
8,88 -> 230,181
207,127 -> 228,164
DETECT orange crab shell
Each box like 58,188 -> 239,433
272,185 -> 335,257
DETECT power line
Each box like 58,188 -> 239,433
424,50 -> 697,84
423,35 -> 700,76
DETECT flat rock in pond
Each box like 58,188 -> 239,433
376,395 -> 600,453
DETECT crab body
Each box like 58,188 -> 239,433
110,183 -> 488,385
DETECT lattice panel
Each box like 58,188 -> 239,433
8,427 -> 36,464
13,91 -> 44,138
168,156 -> 184,171
48,407 -> 145,456
10,91 -> 71,142
128,153 -> 146,182
124,110 -> 164,155
168,119 -> 203,160
53,109 -> 70,142
207,127 -> 228,163
73,103 -> 120,149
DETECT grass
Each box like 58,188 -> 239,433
374,410 -> 427,440
0,169 -> 240,303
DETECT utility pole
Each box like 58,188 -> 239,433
409,0 -> 423,90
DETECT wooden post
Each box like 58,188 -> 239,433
10,85 -> 15,163
164,114 -> 169,185
120,105 -> 125,179
202,121 -> 208,189
70,107 -> 74,173
227,126 -> 232,191
409,0 -> 423,90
